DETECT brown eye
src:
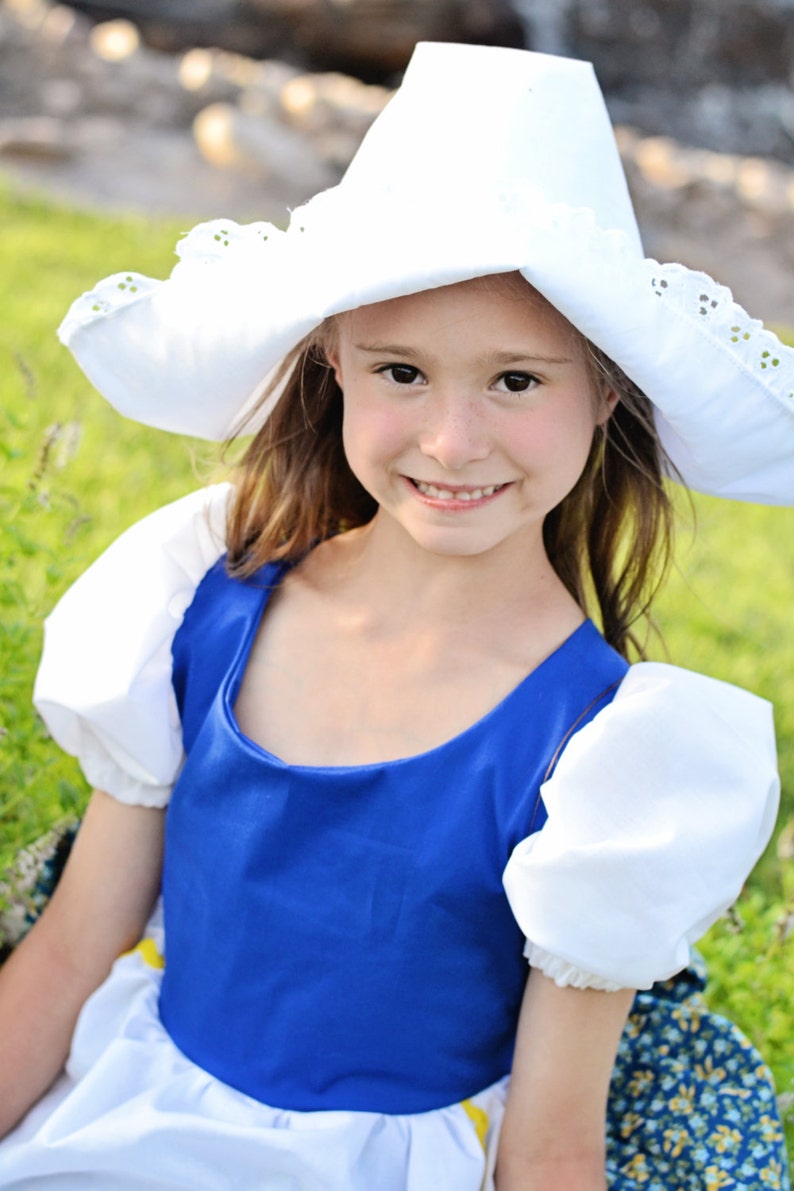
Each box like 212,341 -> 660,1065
499,371 -> 536,393
381,365 -> 422,385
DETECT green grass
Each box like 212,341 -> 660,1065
649,497 -> 794,1143
0,178 -> 792,1147
0,181 -> 213,866
654,494 -> 794,883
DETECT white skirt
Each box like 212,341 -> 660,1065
0,910 -> 508,1190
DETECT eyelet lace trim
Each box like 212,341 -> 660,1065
645,261 -> 794,411
59,271 -> 160,340
173,218 -> 283,266
59,220 -> 284,342
530,200 -> 794,414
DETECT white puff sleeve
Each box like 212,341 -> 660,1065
502,663 -> 780,991
33,484 -> 231,808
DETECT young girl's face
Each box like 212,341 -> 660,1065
326,273 -> 615,561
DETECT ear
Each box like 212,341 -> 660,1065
323,347 -> 342,383
596,386 -> 619,426
323,345 -> 344,390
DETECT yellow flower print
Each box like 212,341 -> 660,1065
709,1125 -> 742,1153
620,1154 -> 651,1183
758,1114 -> 783,1143
662,1126 -> 691,1157
668,1085 -> 696,1115
619,1112 -> 644,1140
606,969 -> 788,1190
628,1069 -> 655,1097
672,1005 -> 703,1033
760,1158 -> 784,1185
704,1165 -> 734,1190
695,1056 -> 727,1083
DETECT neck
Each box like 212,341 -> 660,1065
319,510 -> 579,642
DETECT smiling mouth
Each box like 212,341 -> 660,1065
410,479 -> 508,501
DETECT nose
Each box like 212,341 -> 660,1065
417,390 -> 490,471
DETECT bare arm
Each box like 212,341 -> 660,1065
495,970 -> 635,1191
0,789 -> 165,1138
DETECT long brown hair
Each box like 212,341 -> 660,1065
226,327 -> 376,567
225,299 -> 677,661
543,346 -> 677,658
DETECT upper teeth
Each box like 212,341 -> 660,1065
414,480 -> 502,501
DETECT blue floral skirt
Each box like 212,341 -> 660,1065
607,957 -> 790,1189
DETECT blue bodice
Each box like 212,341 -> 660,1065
159,559 -> 628,1113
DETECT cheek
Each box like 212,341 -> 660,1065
508,399 -> 598,496
341,391 -> 410,476
515,401 -> 596,460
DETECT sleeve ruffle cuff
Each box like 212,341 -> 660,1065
523,941 -> 624,992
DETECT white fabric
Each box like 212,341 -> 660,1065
343,44 -> 640,246
55,43 -> 794,505
0,911 -> 506,1189
503,663 -> 780,991
33,485 -> 230,807
521,943 -> 624,993
58,45 -> 638,445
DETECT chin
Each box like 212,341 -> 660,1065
402,527 -> 513,559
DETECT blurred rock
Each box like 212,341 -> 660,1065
541,0 -> 794,163
276,72 -> 389,168
11,0 -> 794,163
88,14 -> 136,58
193,101 -> 336,191
568,0 -> 794,91
0,114 -> 73,158
53,0 -> 287,58
0,0 -> 388,217
243,0 -> 523,79
59,0 -> 525,77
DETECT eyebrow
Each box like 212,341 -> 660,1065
353,342 -> 573,366
480,350 -> 573,367
353,342 -> 419,357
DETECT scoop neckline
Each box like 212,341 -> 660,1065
221,558 -> 597,775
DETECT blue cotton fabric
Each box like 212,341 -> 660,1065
162,558 -> 628,1113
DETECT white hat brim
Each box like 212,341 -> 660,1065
59,186 -> 794,504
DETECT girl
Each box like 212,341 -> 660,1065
0,41 -> 791,1191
